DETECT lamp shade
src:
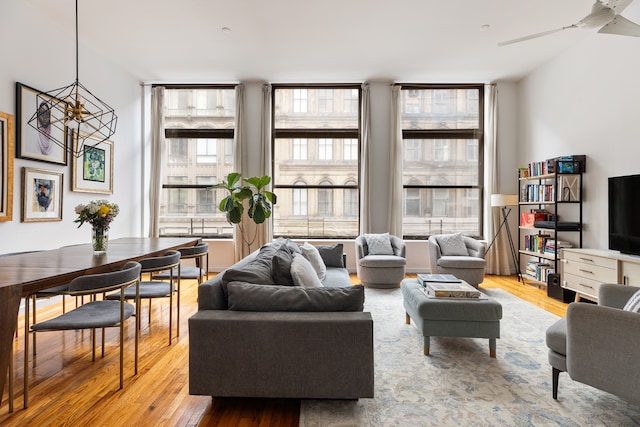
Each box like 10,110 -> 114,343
491,194 -> 519,207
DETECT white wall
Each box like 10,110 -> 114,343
0,0 -> 142,253
517,35 -> 640,250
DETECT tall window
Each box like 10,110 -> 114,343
401,85 -> 484,238
273,85 -> 361,238
159,85 -> 236,237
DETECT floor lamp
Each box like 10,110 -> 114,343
487,194 -> 523,283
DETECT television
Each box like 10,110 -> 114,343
609,174 -> 640,256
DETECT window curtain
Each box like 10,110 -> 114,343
389,84 -> 403,237
359,82 -> 372,233
148,86 -> 165,238
233,84 -> 248,262
484,83 -> 512,275
260,83 -> 273,246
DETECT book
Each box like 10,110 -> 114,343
423,281 -> 481,299
417,274 -> 462,284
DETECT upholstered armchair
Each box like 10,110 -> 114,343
355,233 -> 406,288
427,234 -> 487,287
546,284 -> 640,404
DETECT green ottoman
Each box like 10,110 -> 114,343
401,279 -> 502,357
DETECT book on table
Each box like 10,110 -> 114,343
423,281 -> 481,299
417,273 -> 461,285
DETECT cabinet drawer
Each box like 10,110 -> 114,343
562,272 -> 601,299
563,259 -> 617,282
562,250 -> 618,269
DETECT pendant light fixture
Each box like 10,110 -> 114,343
28,0 -> 117,158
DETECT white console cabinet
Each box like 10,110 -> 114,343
561,248 -> 640,302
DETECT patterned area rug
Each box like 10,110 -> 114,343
300,286 -> 640,426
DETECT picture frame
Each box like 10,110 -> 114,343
71,131 -> 113,194
16,82 -> 68,165
22,167 -> 63,222
0,112 -> 14,222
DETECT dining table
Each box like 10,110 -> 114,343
0,236 -> 201,408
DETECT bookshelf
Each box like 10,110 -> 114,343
518,155 -> 584,298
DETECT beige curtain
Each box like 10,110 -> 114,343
260,84 -> 273,247
148,86 -> 165,238
359,82 -> 372,233
389,84 -> 403,237
484,83 -> 513,275
233,84 -> 248,262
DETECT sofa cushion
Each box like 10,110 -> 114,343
271,244 -> 295,286
316,243 -> 345,268
291,253 -> 324,287
359,254 -> 406,268
623,289 -> 640,313
546,316 -> 567,356
221,244 -> 277,286
436,233 -> 469,256
226,282 -> 365,312
300,242 -> 327,281
437,256 -> 486,269
364,233 -> 394,255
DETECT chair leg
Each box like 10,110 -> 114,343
31,296 -> 37,356
168,282 -> 173,346
23,295 -> 30,409
552,367 -> 561,399
7,343 -> 14,413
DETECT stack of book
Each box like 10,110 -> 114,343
544,239 -> 573,255
423,281 -> 481,299
526,261 -> 554,283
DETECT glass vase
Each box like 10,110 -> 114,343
92,226 -> 109,255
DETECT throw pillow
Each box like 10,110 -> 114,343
271,244 -> 295,286
221,244 -> 277,285
316,243 -> 344,268
300,241 -> 327,281
227,282 -> 365,312
364,233 -> 395,255
290,253 -> 324,287
435,233 -> 469,256
623,289 -> 640,313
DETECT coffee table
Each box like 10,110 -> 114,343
401,278 -> 502,357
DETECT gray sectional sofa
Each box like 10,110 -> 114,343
188,240 -> 374,399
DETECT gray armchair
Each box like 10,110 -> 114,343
546,284 -> 640,403
427,235 -> 487,287
355,234 -> 406,288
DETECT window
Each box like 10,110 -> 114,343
273,85 -> 361,238
400,85 -> 484,238
159,85 -> 236,237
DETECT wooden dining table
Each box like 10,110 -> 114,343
0,237 -> 201,407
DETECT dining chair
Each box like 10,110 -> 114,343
107,250 -> 181,345
154,241 -> 209,284
23,261 -> 141,409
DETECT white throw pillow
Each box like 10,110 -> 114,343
364,233 -> 395,255
300,241 -> 327,281
623,289 -> 640,313
436,233 -> 469,256
290,253 -> 324,287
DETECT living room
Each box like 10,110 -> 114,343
2,0 -> 640,425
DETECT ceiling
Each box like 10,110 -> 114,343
22,0 -> 640,84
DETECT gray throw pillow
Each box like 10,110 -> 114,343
300,242 -> 327,281
364,233 -> 395,255
316,244 -> 344,268
290,253 -> 323,287
222,244 -> 277,286
226,282 -> 365,312
435,233 -> 469,256
623,289 -> 640,313
271,244 -> 295,286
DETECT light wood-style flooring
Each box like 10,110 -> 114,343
0,273 -> 566,426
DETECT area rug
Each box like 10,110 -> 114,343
300,287 -> 640,426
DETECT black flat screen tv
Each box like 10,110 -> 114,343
609,174 -> 640,256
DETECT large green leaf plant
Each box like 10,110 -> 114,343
215,172 -> 277,250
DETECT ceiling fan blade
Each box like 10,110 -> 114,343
498,26 -> 577,46
598,14 -> 640,36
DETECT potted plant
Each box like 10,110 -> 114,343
215,172 -> 277,252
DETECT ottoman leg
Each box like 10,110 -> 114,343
405,313 -> 411,325
423,336 -> 430,356
489,338 -> 496,358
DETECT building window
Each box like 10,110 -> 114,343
273,85 -> 361,238
159,85 -> 236,237
400,85 -> 484,238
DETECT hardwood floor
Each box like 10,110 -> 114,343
0,273 -> 565,426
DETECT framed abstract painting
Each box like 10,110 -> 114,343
71,132 -> 113,194
22,167 -> 63,222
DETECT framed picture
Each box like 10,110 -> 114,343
16,82 -> 68,165
71,132 -> 113,194
22,167 -> 63,222
0,112 -> 14,222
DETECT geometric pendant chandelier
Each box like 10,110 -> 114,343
28,0 -> 117,158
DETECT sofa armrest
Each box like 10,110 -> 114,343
566,302 -> 640,403
599,283 -> 640,309
389,235 -> 406,258
355,235 -> 367,260
465,237 -> 486,259
427,236 -> 441,272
